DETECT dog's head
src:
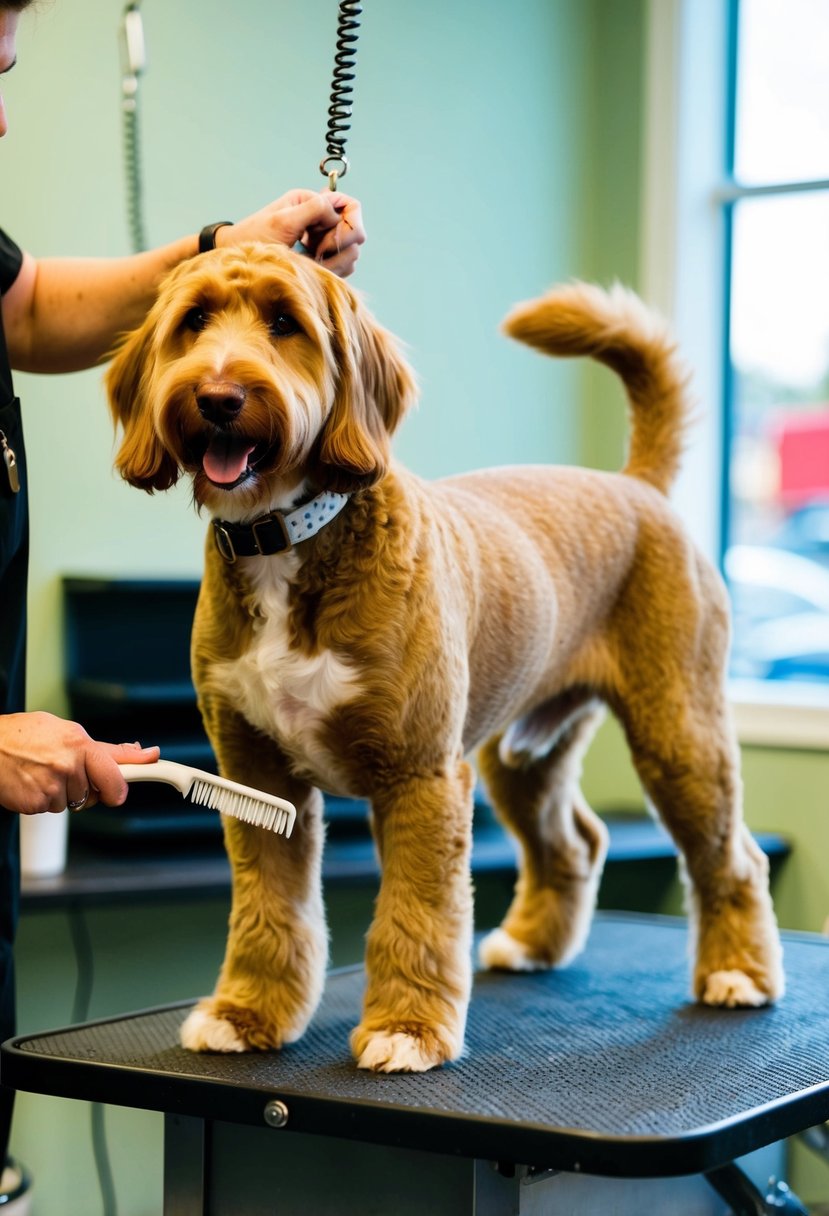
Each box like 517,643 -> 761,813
105,243 -> 417,516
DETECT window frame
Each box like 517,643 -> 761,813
640,0 -> 829,749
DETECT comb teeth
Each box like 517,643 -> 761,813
189,778 -> 292,836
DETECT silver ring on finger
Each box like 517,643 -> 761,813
67,788 -> 90,811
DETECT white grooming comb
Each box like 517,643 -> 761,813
118,759 -> 296,837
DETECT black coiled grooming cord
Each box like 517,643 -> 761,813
320,1 -> 362,191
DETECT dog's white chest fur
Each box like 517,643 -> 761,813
209,555 -> 360,786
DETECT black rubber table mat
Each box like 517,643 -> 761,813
5,913 -> 829,1177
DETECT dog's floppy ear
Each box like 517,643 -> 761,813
311,273 -> 418,493
105,321 -> 179,493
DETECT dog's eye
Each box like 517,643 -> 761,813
184,307 -> 208,333
269,313 -> 300,338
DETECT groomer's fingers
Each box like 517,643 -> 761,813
315,240 -> 362,278
286,193 -> 342,234
83,741 -> 160,808
224,193 -> 341,250
217,190 -> 366,277
312,195 -> 366,252
303,196 -> 366,277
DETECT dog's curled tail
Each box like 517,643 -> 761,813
502,281 -> 692,496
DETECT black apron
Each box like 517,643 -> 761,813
0,227 -> 27,1165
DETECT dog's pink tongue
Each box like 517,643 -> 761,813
203,435 -> 256,485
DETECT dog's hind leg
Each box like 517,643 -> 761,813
612,569 -> 784,1008
618,682 -> 784,1007
180,717 -> 328,1052
477,697 -> 609,972
351,760 -> 476,1073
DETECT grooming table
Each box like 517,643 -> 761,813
3,913 -> 828,1215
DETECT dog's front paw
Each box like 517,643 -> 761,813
478,927 -> 551,972
180,998 -> 295,1053
181,1005 -> 248,1053
351,1023 -> 461,1073
699,969 -> 772,1009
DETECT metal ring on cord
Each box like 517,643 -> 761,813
319,154 -> 350,191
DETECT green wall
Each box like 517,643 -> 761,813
5,0 -> 589,716
581,0 -> 646,473
6,0 -> 829,1210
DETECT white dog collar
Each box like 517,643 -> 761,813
212,491 -> 349,563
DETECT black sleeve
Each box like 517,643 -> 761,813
0,229 -> 23,295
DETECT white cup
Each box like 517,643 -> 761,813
20,809 -> 69,878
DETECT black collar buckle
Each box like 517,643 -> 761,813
212,511 -> 293,564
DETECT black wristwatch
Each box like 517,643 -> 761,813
198,221 -> 234,253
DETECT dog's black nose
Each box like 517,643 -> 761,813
196,382 -> 246,424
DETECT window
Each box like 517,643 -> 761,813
723,0 -> 829,689
641,0 -> 829,746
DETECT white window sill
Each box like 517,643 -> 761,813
730,679 -> 829,750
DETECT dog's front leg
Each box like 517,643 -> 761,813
351,761 -> 475,1073
181,780 -> 327,1053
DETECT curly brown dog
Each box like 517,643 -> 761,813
105,243 -> 783,1072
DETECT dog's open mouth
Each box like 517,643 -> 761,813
194,432 -> 276,489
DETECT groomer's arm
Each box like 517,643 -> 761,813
1,189 -> 365,374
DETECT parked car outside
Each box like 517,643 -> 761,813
725,543 -> 829,682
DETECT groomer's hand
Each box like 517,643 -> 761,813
221,188 -> 366,278
0,711 -> 159,815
